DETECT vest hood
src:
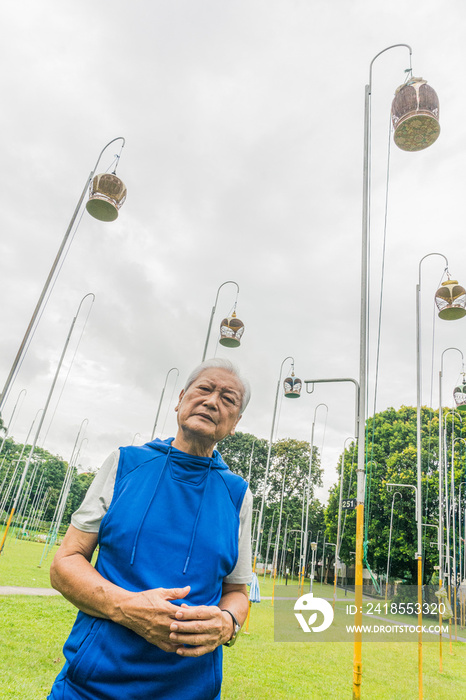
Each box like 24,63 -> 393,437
147,436 -> 229,472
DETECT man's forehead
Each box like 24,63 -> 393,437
195,368 -> 243,394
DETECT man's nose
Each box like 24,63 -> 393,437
203,391 -> 219,408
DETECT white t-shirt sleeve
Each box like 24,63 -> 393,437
223,487 -> 253,585
71,450 -> 120,533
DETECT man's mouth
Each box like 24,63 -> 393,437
196,413 -> 216,424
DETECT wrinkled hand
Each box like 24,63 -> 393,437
169,603 -> 233,657
115,586 -> 191,652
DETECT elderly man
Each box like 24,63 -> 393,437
48,358 -> 252,700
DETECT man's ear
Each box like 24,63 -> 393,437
175,389 -> 185,412
230,414 -> 242,435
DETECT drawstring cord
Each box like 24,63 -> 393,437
130,447 -> 171,566
183,458 -> 213,575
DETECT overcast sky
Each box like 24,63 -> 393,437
1,0 -> 466,502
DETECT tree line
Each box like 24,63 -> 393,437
1,404 -> 463,587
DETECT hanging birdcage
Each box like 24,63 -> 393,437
283,372 -> 302,398
454,377 -> 466,412
391,78 -> 440,152
219,311 -> 244,348
86,173 -> 127,221
435,280 -> 466,320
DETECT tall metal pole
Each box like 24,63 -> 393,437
303,403 -> 328,585
0,409 -> 43,516
439,349 -> 463,600
150,367 -> 179,440
271,462 -> 287,604
310,542 -> 317,592
0,388 -> 26,455
451,436 -> 465,639
459,481 -> 466,586
279,513 -> 290,581
334,437 -> 356,608
263,511 -> 275,579
0,293 -> 94,554
355,43 -> 412,700
416,253 -> 451,695
201,281 -> 239,362
247,440 -> 256,485
320,534 -> 326,586
385,491 -> 402,603
253,356 -> 295,571
0,139 -> 125,412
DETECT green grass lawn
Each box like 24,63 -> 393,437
0,537 -> 55,588
1,542 -> 465,699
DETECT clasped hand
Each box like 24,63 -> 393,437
116,585 -> 232,657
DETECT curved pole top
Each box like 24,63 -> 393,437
75,292 -> 96,318
369,44 -> 412,90
391,490 -> 403,502
313,402 -> 328,421
164,367 -> 179,382
93,137 -> 126,175
441,346 -> 464,372
279,356 -> 295,379
444,409 -> 462,424
344,436 -> 357,448
452,436 -> 466,445
418,252 -> 449,286
213,280 -> 240,307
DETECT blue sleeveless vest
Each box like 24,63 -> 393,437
49,438 -> 248,700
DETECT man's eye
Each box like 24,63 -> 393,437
223,395 -> 236,405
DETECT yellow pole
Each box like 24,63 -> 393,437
417,556 -> 423,700
352,503 -> 364,700
0,506 -> 16,553
333,562 -> 338,611
439,578 -> 443,673
448,583 -> 453,655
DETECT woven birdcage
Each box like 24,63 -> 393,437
283,373 -> 302,398
219,311 -> 244,348
391,78 -> 440,152
86,173 -> 127,221
435,280 -> 466,320
454,378 -> 466,412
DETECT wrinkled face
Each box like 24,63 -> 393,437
175,368 -> 243,445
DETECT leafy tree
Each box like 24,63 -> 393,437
0,438 -> 96,530
218,432 -> 324,569
324,405 -> 460,585
217,432 -> 269,496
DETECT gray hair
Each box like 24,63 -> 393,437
184,358 -> 251,413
